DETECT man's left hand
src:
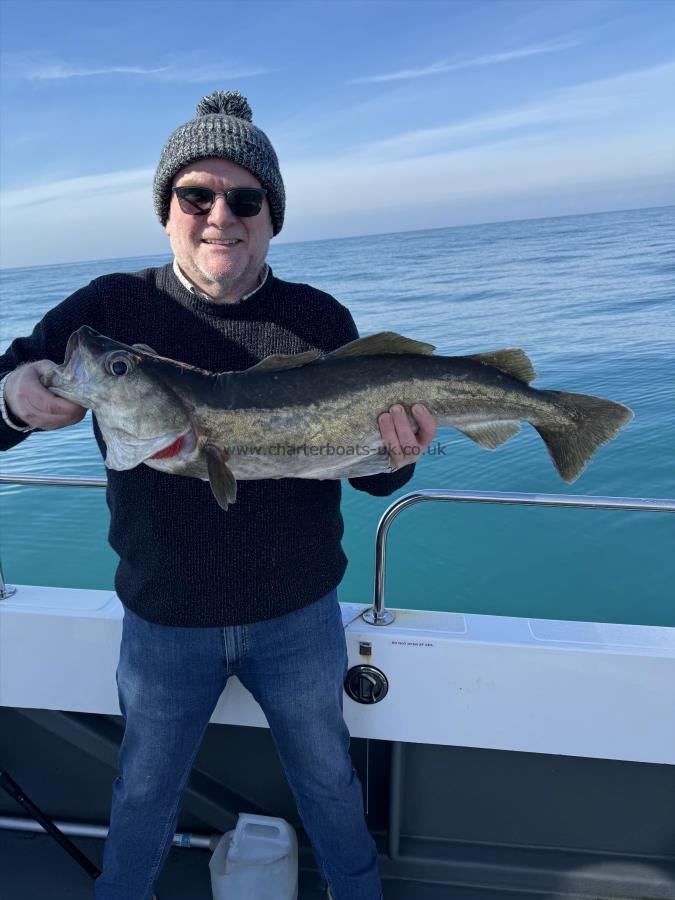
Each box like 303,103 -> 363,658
378,403 -> 437,471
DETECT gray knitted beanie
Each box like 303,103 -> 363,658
153,90 -> 285,235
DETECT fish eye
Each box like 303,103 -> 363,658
105,353 -> 134,376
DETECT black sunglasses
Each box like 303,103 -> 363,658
172,186 -> 267,217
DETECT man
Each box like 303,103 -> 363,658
0,91 -> 436,899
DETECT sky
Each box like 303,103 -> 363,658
1,0 -> 674,268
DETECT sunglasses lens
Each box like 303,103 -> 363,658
227,188 -> 264,217
174,187 -> 264,217
175,187 -> 214,213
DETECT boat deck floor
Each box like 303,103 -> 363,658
0,830 -> 636,900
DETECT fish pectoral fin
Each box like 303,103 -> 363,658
466,349 -> 537,385
328,332 -> 436,358
246,349 -> 322,372
203,443 -> 237,511
455,421 -> 521,449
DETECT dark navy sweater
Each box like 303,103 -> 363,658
0,264 -> 414,625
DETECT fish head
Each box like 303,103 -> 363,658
44,326 -> 194,470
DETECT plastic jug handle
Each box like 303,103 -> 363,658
242,822 -> 282,840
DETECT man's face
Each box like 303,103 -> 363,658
165,158 -> 273,301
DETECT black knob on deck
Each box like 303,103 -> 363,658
344,665 -> 389,704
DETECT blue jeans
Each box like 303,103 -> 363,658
94,590 -> 382,900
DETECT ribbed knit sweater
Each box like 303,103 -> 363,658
0,264 -> 415,626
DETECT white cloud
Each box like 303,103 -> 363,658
282,129 -> 674,220
1,61 -> 674,267
1,168 -> 155,209
277,128 -> 674,247
350,59 -> 675,160
0,169 -> 162,268
349,40 -> 581,84
28,64 -> 171,79
2,52 -> 273,83
155,65 -> 273,84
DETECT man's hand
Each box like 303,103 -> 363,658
378,403 -> 437,471
4,362 -> 86,431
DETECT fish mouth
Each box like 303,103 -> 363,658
41,331 -> 88,401
42,327 -> 130,394
58,327 -> 97,375
62,332 -> 85,375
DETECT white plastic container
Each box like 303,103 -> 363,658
209,813 -> 298,900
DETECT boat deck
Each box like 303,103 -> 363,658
1,828 -> 633,899
2,485 -> 675,900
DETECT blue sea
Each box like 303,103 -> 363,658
1,206 -> 674,626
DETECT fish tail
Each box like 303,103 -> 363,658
534,391 -> 634,483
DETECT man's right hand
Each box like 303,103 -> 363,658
4,361 -> 86,431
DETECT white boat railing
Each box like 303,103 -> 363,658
364,488 -> 675,625
1,476 -> 674,620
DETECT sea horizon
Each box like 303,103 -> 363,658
2,202 -> 673,273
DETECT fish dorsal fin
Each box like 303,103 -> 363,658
244,333 -> 435,372
246,349 -> 322,373
467,348 -> 537,385
328,332 -> 436,359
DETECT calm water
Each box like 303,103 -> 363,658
1,206 -> 674,625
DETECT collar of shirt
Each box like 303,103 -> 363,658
172,259 -> 269,303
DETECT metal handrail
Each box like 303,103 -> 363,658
0,473 -> 108,598
362,489 -> 675,625
0,474 -> 107,488
1,476 -> 674,613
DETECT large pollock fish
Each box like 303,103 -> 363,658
42,326 -> 634,511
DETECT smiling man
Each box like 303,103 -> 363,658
0,91 -> 436,900
167,158 -> 272,301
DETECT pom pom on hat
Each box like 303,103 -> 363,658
195,90 -> 253,122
